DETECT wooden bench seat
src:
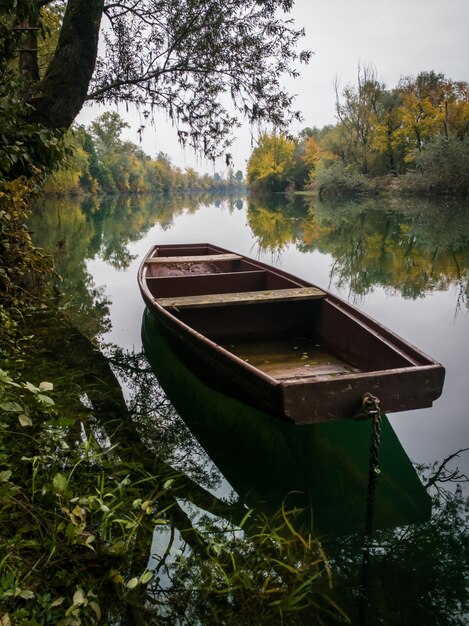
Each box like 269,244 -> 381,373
144,253 -> 242,264
157,287 -> 325,309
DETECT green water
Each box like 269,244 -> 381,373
26,192 -> 469,624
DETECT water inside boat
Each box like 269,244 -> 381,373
222,336 -> 360,380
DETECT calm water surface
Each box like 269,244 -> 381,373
31,192 -> 469,623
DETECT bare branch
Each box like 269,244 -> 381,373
424,448 -> 469,490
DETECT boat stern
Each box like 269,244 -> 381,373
281,364 -> 446,424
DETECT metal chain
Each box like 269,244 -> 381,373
365,399 -> 382,539
356,393 -> 383,625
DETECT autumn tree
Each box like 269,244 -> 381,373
371,89 -> 405,175
396,72 -> 469,163
3,0 -> 310,163
310,70 -> 469,192
395,72 -> 448,159
280,127 -> 322,190
247,133 -> 296,192
334,64 -> 385,174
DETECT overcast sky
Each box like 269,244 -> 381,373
77,0 -> 469,174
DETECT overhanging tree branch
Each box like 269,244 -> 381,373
21,0 -> 310,157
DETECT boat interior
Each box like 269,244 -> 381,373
143,244 -> 424,381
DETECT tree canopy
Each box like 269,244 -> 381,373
3,0 -> 310,160
40,113 -> 246,195
247,69 -> 469,196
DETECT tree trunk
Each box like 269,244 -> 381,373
29,0 -> 104,129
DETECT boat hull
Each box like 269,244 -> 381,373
138,243 -> 445,423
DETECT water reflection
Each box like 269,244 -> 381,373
136,310 -> 467,625
246,194 -> 469,306
15,306 -> 466,625
31,193 -> 241,270
30,194 -> 244,337
143,310 -> 468,623
31,193 -> 469,309
306,199 -> 469,305
16,311 -> 340,624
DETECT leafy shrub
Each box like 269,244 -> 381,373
0,179 -> 52,353
0,8 -> 68,183
0,363 -> 343,625
312,162 -> 372,200
404,136 -> 469,196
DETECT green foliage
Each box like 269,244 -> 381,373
165,506 -> 344,625
0,8 -> 68,182
0,86 -> 66,181
89,112 -> 129,154
42,129 -> 93,195
0,367 -> 163,624
42,114 -> 246,196
0,322 -> 343,624
405,136 -> 469,195
0,0 -> 39,23
0,179 -> 52,353
313,162 -> 372,200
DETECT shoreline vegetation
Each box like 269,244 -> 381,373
41,112 -> 245,198
42,70 -> 469,202
246,69 -> 469,200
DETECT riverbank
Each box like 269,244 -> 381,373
288,170 -> 469,202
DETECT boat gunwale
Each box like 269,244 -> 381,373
280,362 -> 442,386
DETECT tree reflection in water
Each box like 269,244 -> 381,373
31,192 -> 469,310
247,194 -> 469,310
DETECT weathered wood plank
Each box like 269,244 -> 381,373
145,253 -> 242,264
157,287 -> 325,309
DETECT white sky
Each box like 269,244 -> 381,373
77,0 -> 469,174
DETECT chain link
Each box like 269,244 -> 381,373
356,393 -> 383,625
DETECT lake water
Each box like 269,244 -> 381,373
30,192 -> 469,624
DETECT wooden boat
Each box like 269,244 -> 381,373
138,243 -> 445,423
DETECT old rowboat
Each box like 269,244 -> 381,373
138,243 -> 445,424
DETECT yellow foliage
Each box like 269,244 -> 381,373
247,133 -> 296,191
38,5 -> 64,78
43,146 -> 90,195
396,93 -> 445,156
302,137 -> 322,172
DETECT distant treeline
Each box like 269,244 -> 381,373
43,112 -> 245,196
247,70 -> 469,198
